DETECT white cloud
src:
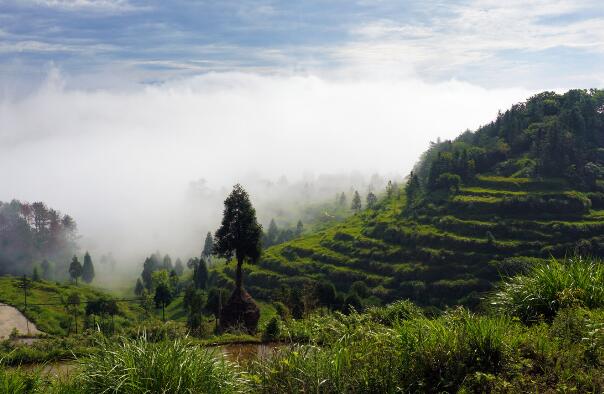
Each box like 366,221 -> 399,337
26,0 -> 138,12
0,69 -> 531,263
346,0 -> 604,77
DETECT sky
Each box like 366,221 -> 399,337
0,0 -> 603,266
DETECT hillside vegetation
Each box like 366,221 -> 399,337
212,90 -> 604,309
4,257 -> 603,393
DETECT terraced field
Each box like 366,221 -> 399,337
213,175 -> 604,309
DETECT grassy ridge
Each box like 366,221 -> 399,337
209,175 -> 604,309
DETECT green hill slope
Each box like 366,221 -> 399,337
212,89 -> 604,309
0,277 -> 142,335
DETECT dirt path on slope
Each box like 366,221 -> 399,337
0,303 -> 42,339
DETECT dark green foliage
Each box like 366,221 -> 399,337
350,280 -> 369,298
205,287 -> 228,319
419,90 -> 604,190
202,232 -> 214,259
314,280 -> 336,308
213,184 -> 262,290
343,293 -> 362,314
262,316 -> 281,341
189,257 -> 209,290
154,283 -> 173,321
273,301 -> 291,320
81,252 -> 95,284
68,256 -> 82,285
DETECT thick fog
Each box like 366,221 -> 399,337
0,70 -> 530,270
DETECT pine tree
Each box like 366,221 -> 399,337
296,220 -> 304,236
351,190 -> 362,212
69,256 -> 83,285
193,258 -> 208,290
338,192 -> 347,206
82,252 -> 95,284
213,184 -> 262,291
202,232 -> 214,262
266,219 -> 279,246
213,184 -> 262,332
366,191 -> 377,209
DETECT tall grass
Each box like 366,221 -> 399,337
491,256 -> 604,322
250,308 -> 516,393
76,334 -> 245,393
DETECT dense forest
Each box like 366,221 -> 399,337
0,200 -> 78,278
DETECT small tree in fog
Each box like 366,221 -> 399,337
163,255 -> 173,271
69,256 -> 83,285
41,259 -> 51,280
174,258 -> 184,276
366,191 -> 377,209
351,190 -> 362,212
296,220 -> 304,236
82,252 -> 95,284
202,232 -> 214,262
338,192 -> 347,207
266,219 -> 279,246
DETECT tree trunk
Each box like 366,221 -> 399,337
235,256 -> 243,290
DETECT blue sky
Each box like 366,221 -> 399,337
1,0 -> 604,90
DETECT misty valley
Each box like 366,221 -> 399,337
3,1 -> 604,391
1,90 -> 604,393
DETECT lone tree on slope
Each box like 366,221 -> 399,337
202,232 -> 214,262
69,256 -> 83,285
82,252 -> 95,284
213,184 -> 262,333
351,190 -> 362,212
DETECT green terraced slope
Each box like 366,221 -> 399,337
212,90 -> 604,309
212,176 -> 603,308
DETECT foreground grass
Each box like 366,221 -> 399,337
2,256 -> 603,393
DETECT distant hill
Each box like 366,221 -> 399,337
213,89 -> 604,309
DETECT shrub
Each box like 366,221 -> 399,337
490,256 -> 604,322
76,335 -> 244,393
272,301 -> 290,321
262,317 -> 281,342
367,299 -> 423,326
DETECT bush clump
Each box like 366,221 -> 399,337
491,256 -> 604,322
75,335 -> 244,393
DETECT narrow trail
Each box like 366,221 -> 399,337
0,303 -> 42,339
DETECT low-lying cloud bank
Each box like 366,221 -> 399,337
0,70 -> 530,268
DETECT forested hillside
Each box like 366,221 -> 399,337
212,89 -> 604,309
0,200 -> 78,278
